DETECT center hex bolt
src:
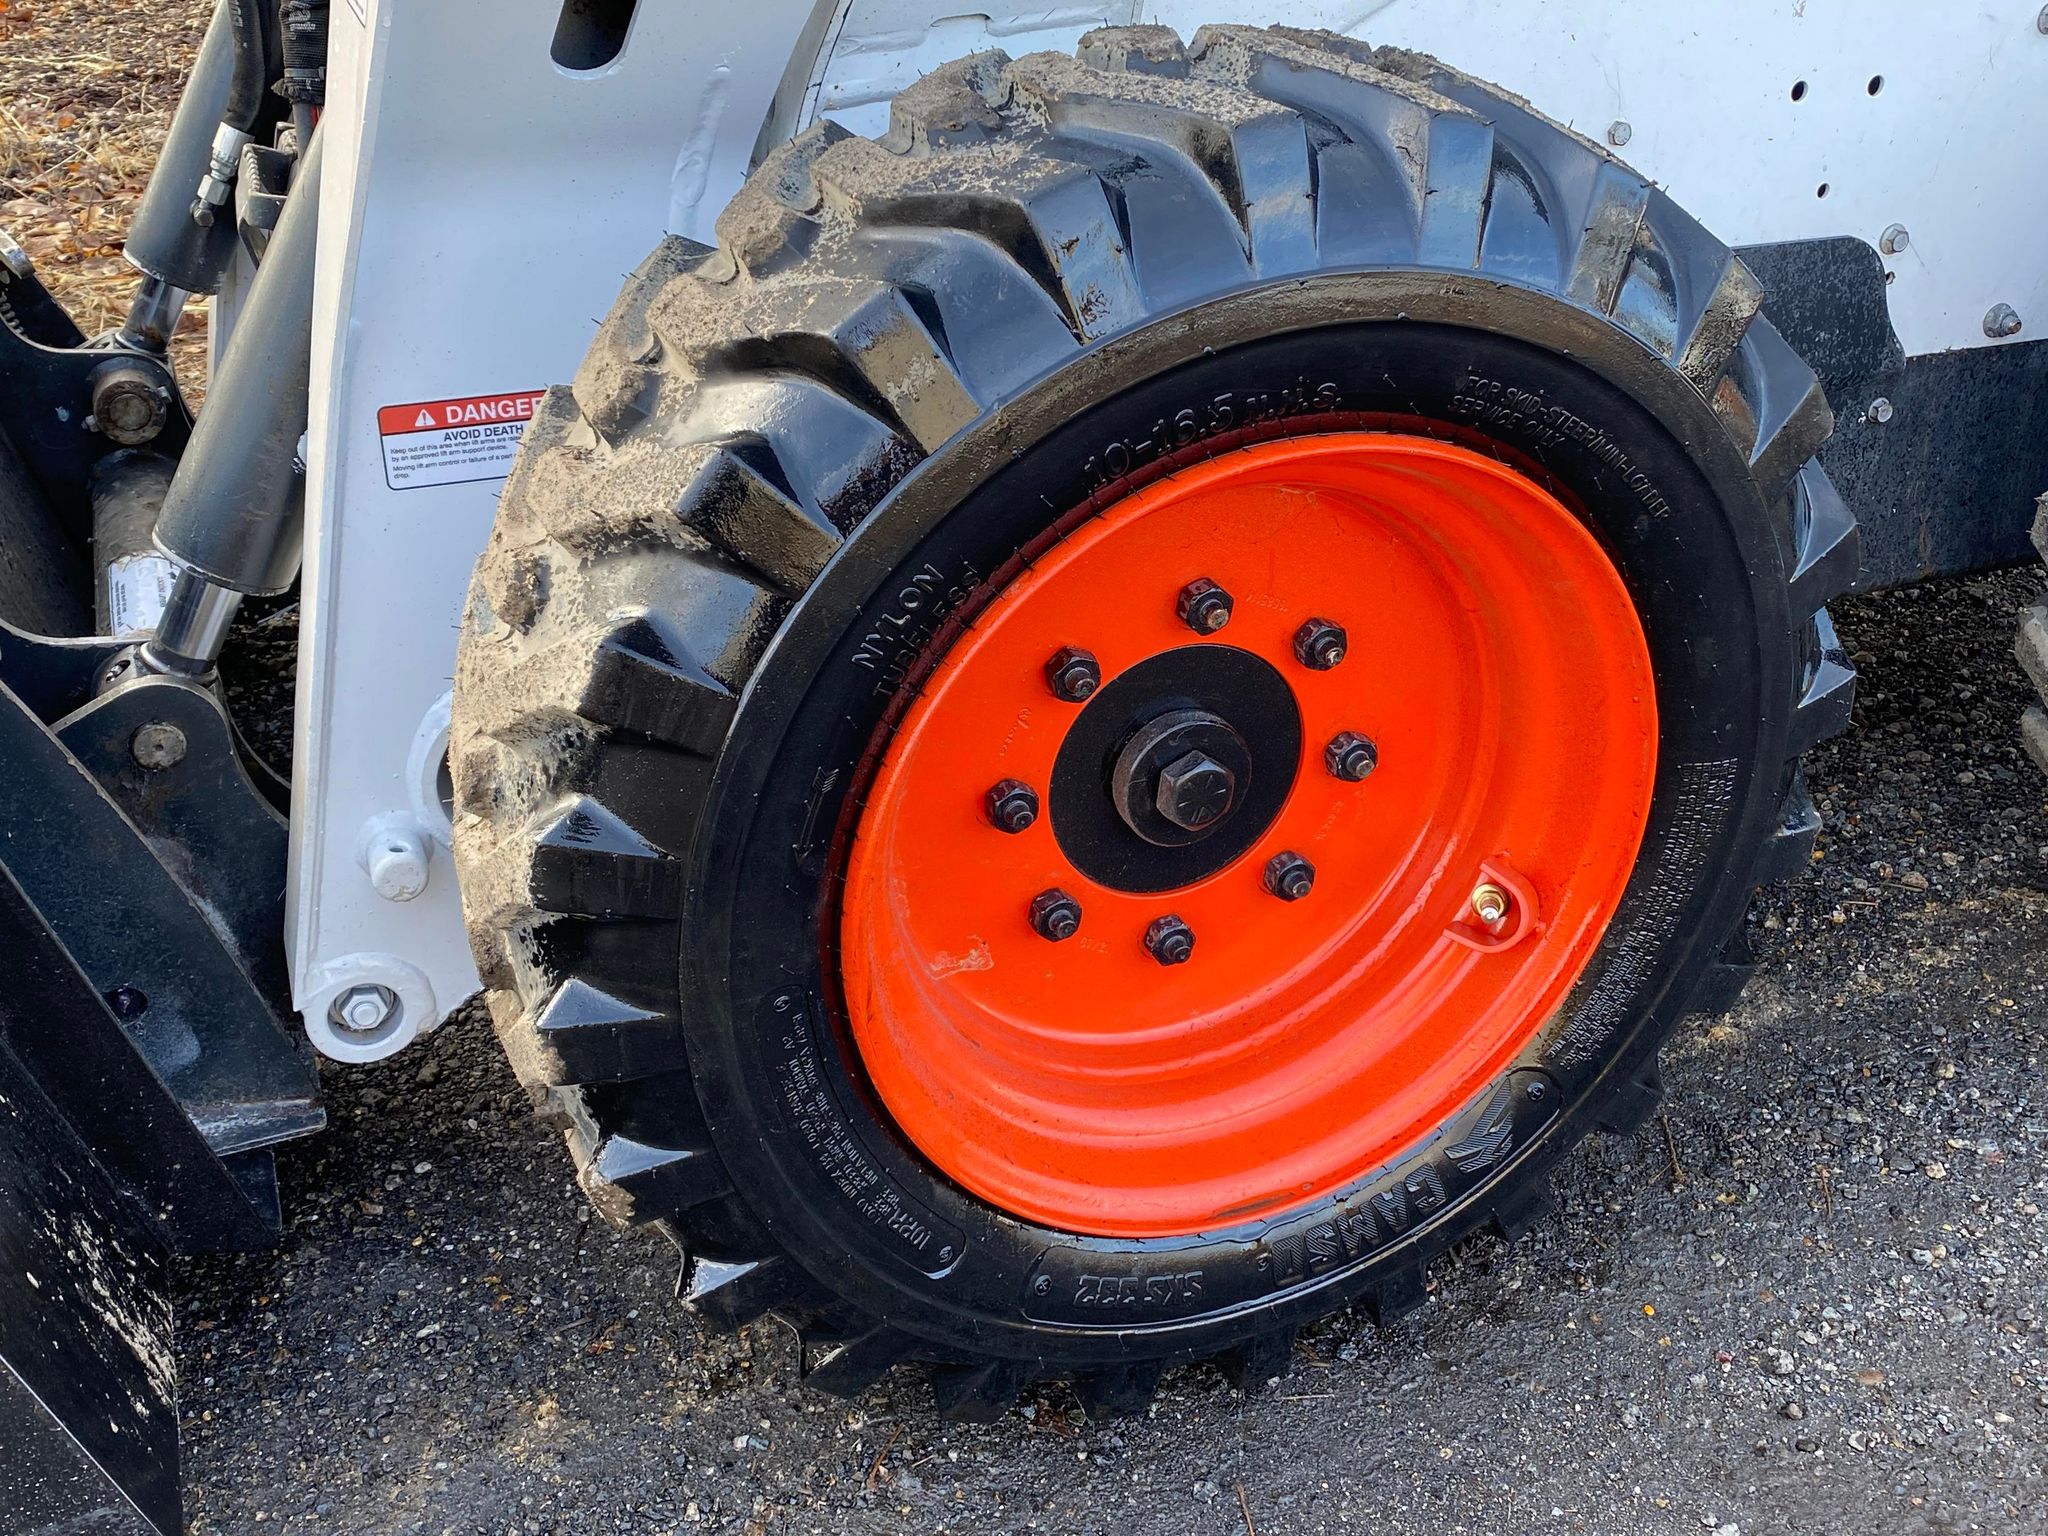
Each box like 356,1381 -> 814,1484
1324,731 -> 1378,782
1030,888 -> 1083,942
1176,577 -> 1234,633
1045,646 -> 1101,702
985,778 -> 1039,833
1144,914 -> 1195,965
1263,850 -> 1315,901
1293,617 -> 1348,670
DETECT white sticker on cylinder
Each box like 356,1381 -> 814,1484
106,552 -> 178,637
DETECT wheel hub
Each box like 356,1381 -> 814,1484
1111,708 -> 1246,842
838,433 -> 1658,1238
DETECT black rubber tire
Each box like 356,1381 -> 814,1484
2015,494 -> 2048,772
450,24 -> 1861,1419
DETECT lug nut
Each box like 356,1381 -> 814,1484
985,779 -> 1039,833
1263,850 -> 1315,901
1324,731 -> 1378,782
1030,888 -> 1082,942
1144,914 -> 1195,965
1176,577 -> 1234,634
1293,617 -> 1347,670
1471,882 -> 1510,926
1044,646 -> 1101,702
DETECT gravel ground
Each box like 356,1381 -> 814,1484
171,568 -> 2048,1536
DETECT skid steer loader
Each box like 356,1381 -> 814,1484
4,1 -> 2045,1527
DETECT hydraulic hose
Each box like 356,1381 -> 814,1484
221,0 -> 273,133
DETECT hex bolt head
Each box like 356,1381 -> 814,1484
1471,882 -> 1511,926
1878,223 -> 1910,256
1866,397 -> 1895,425
1155,749 -> 1236,831
1144,914 -> 1196,965
985,778 -> 1040,833
1044,646 -> 1102,702
1324,731 -> 1379,782
1029,888 -> 1083,942
1293,617 -> 1348,670
1606,119 -> 1632,147
332,983 -> 399,1036
1264,850 -> 1315,901
130,720 -> 187,771
1985,302 -> 2023,339
1176,577 -> 1234,634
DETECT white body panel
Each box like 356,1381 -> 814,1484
286,0 -> 2048,1059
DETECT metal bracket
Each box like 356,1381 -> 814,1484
0,247 -> 193,526
0,667 -> 322,1162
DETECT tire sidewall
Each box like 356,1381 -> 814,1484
685,273 -> 1796,1365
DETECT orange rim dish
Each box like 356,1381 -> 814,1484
838,433 -> 1657,1238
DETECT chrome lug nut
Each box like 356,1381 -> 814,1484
1030,888 -> 1082,942
1324,731 -> 1378,782
1145,914 -> 1195,965
1264,850 -> 1315,901
1293,617 -> 1348,670
1176,577 -> 1234,634
986,778 -> 1040,833
1044,646 -> 1101,702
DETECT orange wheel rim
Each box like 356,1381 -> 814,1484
839,433 -> 1657,1238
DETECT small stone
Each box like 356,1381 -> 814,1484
1923,1161 -> 1947,1180
1899,870 -> 1929,890
1780,1401 -> 1805,1420
1854,1368 -> 1886,1387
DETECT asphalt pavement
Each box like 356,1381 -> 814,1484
177,568 -> 2048,1536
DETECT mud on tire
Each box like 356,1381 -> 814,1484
450,24 -> 1860,1417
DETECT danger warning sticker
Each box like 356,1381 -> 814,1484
378,390 -> 546,490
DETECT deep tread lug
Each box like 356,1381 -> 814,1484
2016,600 -> 2048,703
1754,771 -> 1821,884
1595,1058 -> 1666,1138
1365,1265 -> 1426,1328
530,977 -> 679,1086
673,438 -> 842,593
801,1326 -> 915,1397
1219,1328 -> 1296,1392
581,1132 -> 732,1226
1690,957 -> 1758,1017
1567,163 -> 1651,316
2023,704 -> 2048,777
929,1358 -> 1031,1422
1077,24 -> 1190,77
1675,249 -> 1766,396
682,1253 -> 811,1330
1487,1180 -> 1555,1243
578,615 -> 737,754
1787,460 -> 1863,613
1789,610 -> 1856,754
1072,1362 -> 1164,1419
528,795 -> 681,919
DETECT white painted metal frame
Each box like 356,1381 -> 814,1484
280,0 -> 2048,1061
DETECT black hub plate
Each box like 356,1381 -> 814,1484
1049,645 -> 1300,893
